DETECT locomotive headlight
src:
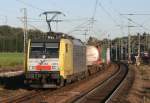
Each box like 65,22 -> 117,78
29,66 -> 35,70
29,66 -> 32,70
42,55 -> 46,59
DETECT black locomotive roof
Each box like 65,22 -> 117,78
30,32 -> 84,44
31,39 -> 60,43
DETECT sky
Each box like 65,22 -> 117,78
0,0 -> 150,41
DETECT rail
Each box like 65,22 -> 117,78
72,63 -> 128,103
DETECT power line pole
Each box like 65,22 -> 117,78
5,16 -> 7,25
117,23 -> 140,61
108,34 -> 112,62
21,8 -> 28,53
74,29 -> 88,42
120,39 -> 123,60
116,39 -> 121,61
84,31 -> 88,41
0,15 -> 7,25
110,39 -> 112,59
138,33 -> 141,57
19,8 -> 28,69
120,13 -> 150,54
128,19 -> 131,63
89,0 -> 98,36
116,42 -> 118,61
145,33 -> 148,51
137,33 -> 141,65
116,25 -> 124,60
118,38 -> 121,60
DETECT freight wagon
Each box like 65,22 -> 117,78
86,45 -> 103,75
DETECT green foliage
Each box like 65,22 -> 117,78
0,25 -> 44,52
0,53 -> 24,67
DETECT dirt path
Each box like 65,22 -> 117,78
0,66 -> 23,73
127,64 -> 150,103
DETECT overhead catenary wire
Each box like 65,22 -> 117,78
92,0 -> 99,19
104,2 -> 126,34
89,0 -> 99,36
21,17 -> 89,23
15,0 -> 45,12
18,17 -> 44,31
67,20 -> 91,34
120,15 -> 150,32
15,0 -> 46,31
141,17 -> 150,26
99,1 -> 119,26
107,2 -> 150,33
110,2 -> 150,32
106,0 -> 150,27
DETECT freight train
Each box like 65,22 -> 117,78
24,34 -> 110,88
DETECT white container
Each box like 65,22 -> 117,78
86,46 -> 100,65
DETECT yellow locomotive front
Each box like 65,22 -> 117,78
25,39 -> 64,88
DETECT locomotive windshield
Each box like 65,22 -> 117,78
46,43 -> 59,58
30,42 -> 59,58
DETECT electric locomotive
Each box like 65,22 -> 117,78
24,33 -> 86,88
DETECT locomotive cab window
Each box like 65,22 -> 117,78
46,43 -> 59,58
29,42 -> 59,58
30,43 -> 45,58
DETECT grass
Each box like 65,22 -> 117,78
0,52 -> 24,67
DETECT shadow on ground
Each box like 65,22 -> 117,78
0,74 -> 27,90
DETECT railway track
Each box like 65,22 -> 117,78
71,63 -> 128,103
0,90 -> 42,103
0,63 -> 128,103
1,88 -> 62,103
